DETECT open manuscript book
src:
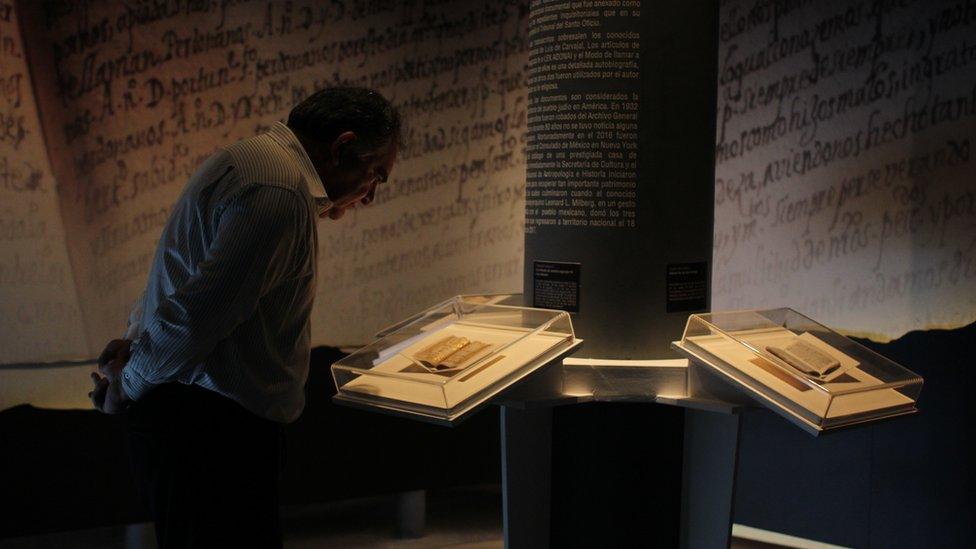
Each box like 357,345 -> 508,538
332,295 -> 582,424
674,309 -> 923,434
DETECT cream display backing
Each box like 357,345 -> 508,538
341,322 -> 573,409
685,328 -> 915,425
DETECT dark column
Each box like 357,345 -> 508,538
500,405 -> 553,549
519,1 -> 719,546
681,409 -> 742,549
525,1 -> 718,358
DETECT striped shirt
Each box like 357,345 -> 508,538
120,122 -> 329,423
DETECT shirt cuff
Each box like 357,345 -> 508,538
120,341 -> 154,401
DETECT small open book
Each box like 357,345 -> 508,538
413,336 -> 492,372
765,335 -> 844,379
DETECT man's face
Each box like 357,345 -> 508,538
320,138 -> 397,221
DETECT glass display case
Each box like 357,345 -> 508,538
332,295 -> 581,424
672,308 -> 922,433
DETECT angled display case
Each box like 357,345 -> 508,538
673,308 -> 923,434
332,295 -> 581,424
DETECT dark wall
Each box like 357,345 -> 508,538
0,346 -> 501,539
734,322 -> 976,547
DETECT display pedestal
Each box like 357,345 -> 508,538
500,401 -> 743,549
498,361 -> 748,549
334,305 -> 922,548
681,408 -> 742,549
500,405 -> 552,549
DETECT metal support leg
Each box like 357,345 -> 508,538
394,489 -> 425,538
680,408 -> 742,549
501,405 -> 553,549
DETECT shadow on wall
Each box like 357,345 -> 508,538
734,321 -> 976,548
0,346 -> 501,539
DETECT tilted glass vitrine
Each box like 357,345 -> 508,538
332,295 -> 581,424
673,308 -> 923,434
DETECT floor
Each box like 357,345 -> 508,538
0,484 -> 793,548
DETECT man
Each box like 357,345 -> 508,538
89,87 -> 400,548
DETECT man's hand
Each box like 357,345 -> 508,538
90,339 -> 133,414
98,338 -> 132,369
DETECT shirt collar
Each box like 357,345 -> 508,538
267,122 -> 331,206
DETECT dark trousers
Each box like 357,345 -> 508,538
126,383 -> 284,549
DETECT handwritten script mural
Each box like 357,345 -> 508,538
0,0 -> 86,363
15,0 -> 528,352
713,0 -> 976,339
5,0 -> 972,368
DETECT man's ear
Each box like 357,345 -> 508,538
330,131 -> 358,166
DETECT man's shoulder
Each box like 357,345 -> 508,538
221,133 -> 307,195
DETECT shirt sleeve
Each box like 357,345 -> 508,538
121,185 -> 308,401
123,289 -> 146,340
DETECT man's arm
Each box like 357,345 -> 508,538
121,185 -> 309,401
123,289 -> 147,340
